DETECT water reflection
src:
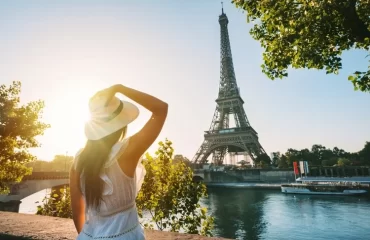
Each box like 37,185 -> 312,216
205,188 -> 268,240
204,188 -> 370,240
19,189 -> 49,214
19,188 -> 370,240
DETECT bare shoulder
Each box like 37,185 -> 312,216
117,137 -> 142,178
118,109 -> 168,177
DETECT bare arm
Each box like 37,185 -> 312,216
112,84 -> 168,177
69,167 -> 85,233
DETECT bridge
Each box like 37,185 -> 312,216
0,172 -> 69,212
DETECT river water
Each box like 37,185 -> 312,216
19,188 -> 370,240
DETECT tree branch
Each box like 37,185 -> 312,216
342,0 -> 370,42
149,210 -> 162,230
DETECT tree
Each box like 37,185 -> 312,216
27,154 -> 74,172
311,144 -> 327,165
37,187 -> 72,218
278,154 -> 289,168
358,141 -> 370,165
36,139 -> 214,237
337,158 -> 351,166
271,152 -> 281,167
254,153 -> 271,168
0,81 -> 49,193
285,148 -> 300,166
49,155 -> 74,172
298,148 -> 316,165
332,147 -> 349,158
233,0 -> 370,92
136,139 -> 214,236
321,157 -> 338,167
173,154 -> 192,168
237,160 -> 249,168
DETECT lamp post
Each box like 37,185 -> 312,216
65,151 -> 68,172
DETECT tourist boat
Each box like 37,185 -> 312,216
281,177 -> 370,195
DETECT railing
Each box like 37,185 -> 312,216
204,126 -> 257,135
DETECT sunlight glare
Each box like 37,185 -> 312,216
31,78 -> 107,161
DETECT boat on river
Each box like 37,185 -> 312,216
281,177 -> 370,196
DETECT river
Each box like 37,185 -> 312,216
19,188 -> 370,240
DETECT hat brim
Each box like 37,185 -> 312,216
84,101 -> 139,140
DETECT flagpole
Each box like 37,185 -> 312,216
293,162 -> 298,182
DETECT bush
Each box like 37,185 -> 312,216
36,139 -> 214,236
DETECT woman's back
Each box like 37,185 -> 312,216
75,139 -> 146,239
70,84 -> 167,240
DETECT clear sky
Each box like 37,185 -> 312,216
1,0 -> 369,161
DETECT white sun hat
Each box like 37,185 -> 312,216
84,91 -> 139,140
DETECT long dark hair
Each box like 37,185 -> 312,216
77,126 -> 127,209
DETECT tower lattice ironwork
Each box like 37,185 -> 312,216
193,6 -> 266,165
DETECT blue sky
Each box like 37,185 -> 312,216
0,0 -> 369,161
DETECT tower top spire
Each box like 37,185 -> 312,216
221,1 -> 224,14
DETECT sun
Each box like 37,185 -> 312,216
35,81 -> 107,160
33,79 -> 148,161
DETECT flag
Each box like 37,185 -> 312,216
304,161 -> 309,174
299,161 -> 305,174
293,162 -> 299,175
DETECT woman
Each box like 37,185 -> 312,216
69,84 -> 168,239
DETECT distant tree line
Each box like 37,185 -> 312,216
27,155 -> 74,172
27,154 -> 192,173
270,142 -> 370,168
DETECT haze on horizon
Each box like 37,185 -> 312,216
0,0 -> 369,162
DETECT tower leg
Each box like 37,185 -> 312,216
212,147 -> 227,166
193,140 -> 210,164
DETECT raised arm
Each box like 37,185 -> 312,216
110,84 -> 168,177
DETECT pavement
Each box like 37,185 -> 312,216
0,211 -> 229,240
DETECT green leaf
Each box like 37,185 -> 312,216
232,0 -> 370,92
0,81 -> 50,193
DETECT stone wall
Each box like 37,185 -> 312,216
194,166 -> 370,184
203,171 -> 240,183
0,212 -> 229,240
0,201 -> 22,213
226,169 -> 261,181
260,170 -> 295,183
200,169 -> 294,183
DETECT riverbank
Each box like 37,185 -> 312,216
0,212 -> 229,240
205,182 -> 282,189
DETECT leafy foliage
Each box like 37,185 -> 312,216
27,155 -> 74,172
173,154 -> 192,167
36,139 -> 214,236
278,154 -> 289,168
37,187 -> 72,218
359,141 -> 370,163
271,141 -> 370,168
0,81 -> 50,193
337,158 -> 351,166
254,153 -> 271,168
237,160 -> 250,168
233,0 -> 370,92
136,139 -> 214,236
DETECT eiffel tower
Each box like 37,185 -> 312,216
193,6 -> 266,166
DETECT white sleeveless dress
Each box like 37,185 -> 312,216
73,138 -> 146,240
